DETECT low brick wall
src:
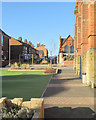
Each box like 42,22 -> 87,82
0,97 -> 44,120
76,56 -> 81,76
63,61 -> 73,66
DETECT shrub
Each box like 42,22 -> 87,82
10,64 -> 15,69
26,64 -> 31,69
42,62 -> 50,65
14,62 -> 19,69
63,55 -> 74,61
17,62 -> 21,66
1,100 -> 34,119
21,64 -> 26,69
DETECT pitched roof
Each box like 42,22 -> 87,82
61,38 -> 66,47
0,29 -> 11,38
60,35 -> 73,47
10,37 -> 38,51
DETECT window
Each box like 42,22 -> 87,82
23,46 -> 27,54
39,50 -> 43,55
70,46 -> 74,53
2,35 -> 3,46
64,46 -> 69,53
29,48 -> 32,53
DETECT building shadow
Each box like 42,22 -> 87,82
44,106 -> 96,120
58,69 -> 62,74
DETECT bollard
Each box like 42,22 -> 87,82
91,82 -> 94,88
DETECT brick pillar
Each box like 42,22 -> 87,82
75,2 -> 82,76
59,53 -> 63,64
74,7 -> 78,70
81,2 -> 88,54
81,2 -> 88,77
77,2 -> 81,56
86,1 -> 96,86
88,1 -> 96,49
74,23 -> 77,58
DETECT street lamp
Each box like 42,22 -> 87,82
9,39 -> 11,67
32,54 -> 33,65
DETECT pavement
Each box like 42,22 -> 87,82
42,66 -> 96,119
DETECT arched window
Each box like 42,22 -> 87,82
64,46 -> 69,53
70,46 -> 74,53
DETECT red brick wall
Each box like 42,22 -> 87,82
74,3 -> 78,58
3,35 -> 9,60
81,2 -> 88,53
88,2 -> 96,49
64,61 -> 73,66
77,2 -> 82,56
1,32 -> 10,67
36,45 -> 48,58
11,45 -> 23,60
75,1 -> 96,54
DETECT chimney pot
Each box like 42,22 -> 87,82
24,39 -> 27,44
18,37 -> 22,41
28,41 -> 31,45
37,42 -> 40,47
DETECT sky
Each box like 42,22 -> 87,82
2,2 -> 75,56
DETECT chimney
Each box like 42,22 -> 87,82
24,39 -> 27,44
18,37 -> 22,41
28,41 -> 31,46
31,43 -> 34,48
37,42 -> 40,47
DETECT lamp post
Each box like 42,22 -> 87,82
19,54 -> 21,64
32,54 -> 33,65
9,39 -> 11,67
50,50 -> 52,68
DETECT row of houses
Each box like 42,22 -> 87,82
0,29 -> 48,67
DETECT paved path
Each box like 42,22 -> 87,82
43,66 -> 96,119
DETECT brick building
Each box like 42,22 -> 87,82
36,42 -> 48,59
59,35 -> 74,65
74,1 -> 96,85
59,35 -> 74,54
10,37 -> 39,64
0,29 -> 11,67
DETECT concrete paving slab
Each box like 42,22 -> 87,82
42,67 -> 96,119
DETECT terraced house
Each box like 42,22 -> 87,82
74,1 -> 96,86
0,29 -> 11,67
10,37 -> 39,64
0,29 -> 40,66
